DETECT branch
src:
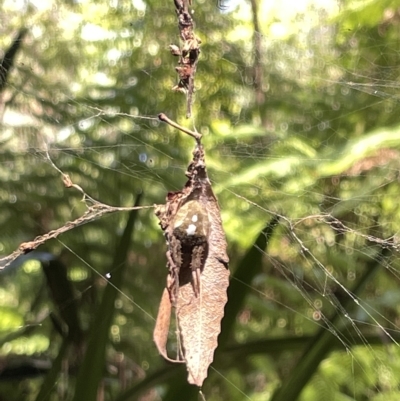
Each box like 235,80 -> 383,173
0,156 -> 155,270
0,29 -> 27,93
0,203 -> 153,271
158,113 -> 202,142
170,0 -> 201,118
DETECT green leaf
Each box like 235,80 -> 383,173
270,247 -> 389,401
72,195 -> 142,401
34,339 -> 70,401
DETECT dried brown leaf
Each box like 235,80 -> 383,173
153,288 -> 183,364
177,202 -> 229,386
154,144 -> 229,386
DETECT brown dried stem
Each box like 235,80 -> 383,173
170,0 -> 201,118
158,113 -> 202,142
0,156 -> 155,270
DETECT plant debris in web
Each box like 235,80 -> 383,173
169,0 -> 201,118
153,113 -> 230,387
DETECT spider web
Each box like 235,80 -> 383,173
1,0 -> 400,400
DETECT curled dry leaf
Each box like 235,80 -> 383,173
153,144 -> 229,387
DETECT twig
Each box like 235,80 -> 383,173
170,0 -> 201,118
0,155 -> 156,270
158,113 -> 202,142
0,203 -> 154,270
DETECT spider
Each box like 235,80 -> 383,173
167,199 -> 210,302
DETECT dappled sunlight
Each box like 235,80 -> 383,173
1,0 -> 400,400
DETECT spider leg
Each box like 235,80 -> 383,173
191,267 -> 201,297
190,244 -> 204,297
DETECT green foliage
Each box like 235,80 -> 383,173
1,0 -> 400,400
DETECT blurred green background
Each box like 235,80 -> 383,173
1,0 -> 400,400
